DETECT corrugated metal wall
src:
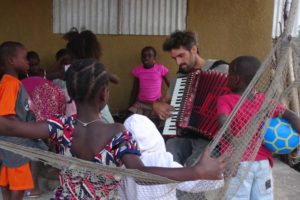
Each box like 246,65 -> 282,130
53,0 -> 118,34
121,0 -> 187,35
53,0 -> 187,35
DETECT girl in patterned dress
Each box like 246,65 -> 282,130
0,59 -> 226,199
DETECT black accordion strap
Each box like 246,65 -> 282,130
209,60 -> 229,70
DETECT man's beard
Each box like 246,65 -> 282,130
177,67 -> 189,74
178,62 -> 194,74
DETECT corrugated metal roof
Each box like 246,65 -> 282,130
53,0 -> 187,35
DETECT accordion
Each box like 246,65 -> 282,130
163,69 -> 230,139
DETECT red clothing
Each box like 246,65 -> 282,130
217,93 -> 285,167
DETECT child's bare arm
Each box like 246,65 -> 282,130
281,109 -> 300,158
163,75 -> 170,87
282,109 -> 300,134
121,147 -> 225,181
0,116 -> 49,139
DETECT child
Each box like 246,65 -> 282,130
0,41 -> 45,200
129,46 -> 169,125
63,29 -> 116,123
22,75 -> 65,197
51,48 -> 77,117
55,48 -> 72,67
120,114 -> 224,200
0,59 -> 225,199
216,56 -> 300,200
27,51 -> 46,78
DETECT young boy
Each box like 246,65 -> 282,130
0,41 -> 43,199
26,51 -> 46,78
217,56 -> 300,200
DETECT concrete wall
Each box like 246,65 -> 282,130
187,0 -> 274,61
0,0 -> 274,112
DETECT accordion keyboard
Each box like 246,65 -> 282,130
162,76 -> 187,136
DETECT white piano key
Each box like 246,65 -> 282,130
163,76 -> 186,136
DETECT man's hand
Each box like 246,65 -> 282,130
153,101 -> 175,120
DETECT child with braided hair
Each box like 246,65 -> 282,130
63,28 -> 116,123
0,59 -> 226,199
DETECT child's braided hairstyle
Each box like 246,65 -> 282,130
66,59 -> 109,103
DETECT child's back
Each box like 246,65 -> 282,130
217,92 -> 285,165
45,59 -> 141,199
217,56 -> 300,200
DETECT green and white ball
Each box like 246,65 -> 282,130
262,118 -> 300,154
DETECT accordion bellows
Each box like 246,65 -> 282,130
177,69 -> 230,139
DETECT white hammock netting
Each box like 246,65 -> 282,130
0,0 -> 299,199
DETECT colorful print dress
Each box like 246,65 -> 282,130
47,115 -> 140,200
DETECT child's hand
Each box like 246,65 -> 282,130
193,147 -> 226,180
290,146 -> 299,158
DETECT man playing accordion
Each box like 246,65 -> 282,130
153,30 -> 228,166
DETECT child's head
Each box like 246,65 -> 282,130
55,48 -> 72,65
141,46 -> 156,68
27,51 -> 40,65
63,28 -> 102,60
0,41 -> 29,73
65,59 -> 118,109
227,56 -> 261,92
27,51 -> 43,76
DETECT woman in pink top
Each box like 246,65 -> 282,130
129,46 -> 169,126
